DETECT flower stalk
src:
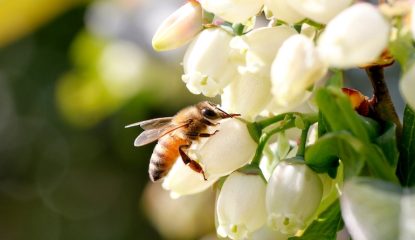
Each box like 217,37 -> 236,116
250,118 -> 296,167
365,65 -> 402,138
248,112 -> 318,167
296,122 -> 311,158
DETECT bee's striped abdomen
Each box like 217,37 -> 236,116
149,135 -> 187,181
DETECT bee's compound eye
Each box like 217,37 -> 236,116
202,108 -> 217,118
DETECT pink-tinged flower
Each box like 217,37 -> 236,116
152,1 -> 203,51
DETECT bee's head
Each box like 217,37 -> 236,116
196,101 -> 240,121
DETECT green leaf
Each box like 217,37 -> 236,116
375,122 -> 399,167
341,177 -> 415,240
398,105 -> 415,187
289,201 -> 342,240
316,87 -> 370,143
305,132 -> 364,179
318,111 -> 329,137
358,115 -> 381,141
326,69 -> 343,88
306,131 -> 398,182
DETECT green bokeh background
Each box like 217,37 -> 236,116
0,2 -> 206,239
0,1 -> 405,240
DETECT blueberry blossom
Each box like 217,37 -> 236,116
216,172 -> 267,239
317,3 -> 390,68
182,28 -> 238,97
199,0 -> 264,23
287,0 -> 352,24
271,34 -> 327,109
197,118 -> 257,177
264,0 -> 304,24
162,157 -> 219,198
266,160 -> 323,234
222,26 -> 296,120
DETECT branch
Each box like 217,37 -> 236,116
365,65 -> 402,138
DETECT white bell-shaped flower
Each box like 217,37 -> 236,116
222,26 -> 296,120
221,73 -> 272,121
264,0 -> 304,24
287,0 -> 352,24
266,160 -> 323,234
152,0 -> 203,51
197,118 -> 257,177
182,28 -> 238,97
317,3 -> 390,69
199,0 -> 264,23
271,34 -> 327,108
252,225 -> 291,240
263,98 -> 316,121
162,157 -> 219,199
216,172 -> 267,239
230,26 -> 297,76
400,63 -> 415,110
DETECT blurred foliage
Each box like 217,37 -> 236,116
0,2 -> 208,240
0,0 -> 87,47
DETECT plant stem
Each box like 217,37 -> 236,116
249,112 -> 318,167
296,123 -> 311,157
365,66 -> 402,138
256,112 -> 318,130
303,19 -> 325,30
250,119 -> 296,166
238,164 -> 266,181
256,112 -> 298,129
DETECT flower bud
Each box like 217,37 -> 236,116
317,3 -> 390,69
200,0 -> 264,23
152,1 -> 203,51
264,0 -> 304,24
216,172 -> 267,239
271,34 -> 327,108
266,160 -> 323,234
162,157 -> 219,198
182,28 -> 238,97
400,63 -> 415,110
287,0 -> 352,24
197,118 -> 257,177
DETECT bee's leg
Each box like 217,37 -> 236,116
186,130 -> 219,138
179,145 -> 207,181
198,130 -> 219,138
201,119 -> 219,126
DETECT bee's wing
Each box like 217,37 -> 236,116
125,117 -> 173,130
134,123 -> 187,147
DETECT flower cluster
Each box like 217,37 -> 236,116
152,0 -> 398,119
140,0 -> 415,239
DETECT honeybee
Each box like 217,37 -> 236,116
126,101 -> 239,182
